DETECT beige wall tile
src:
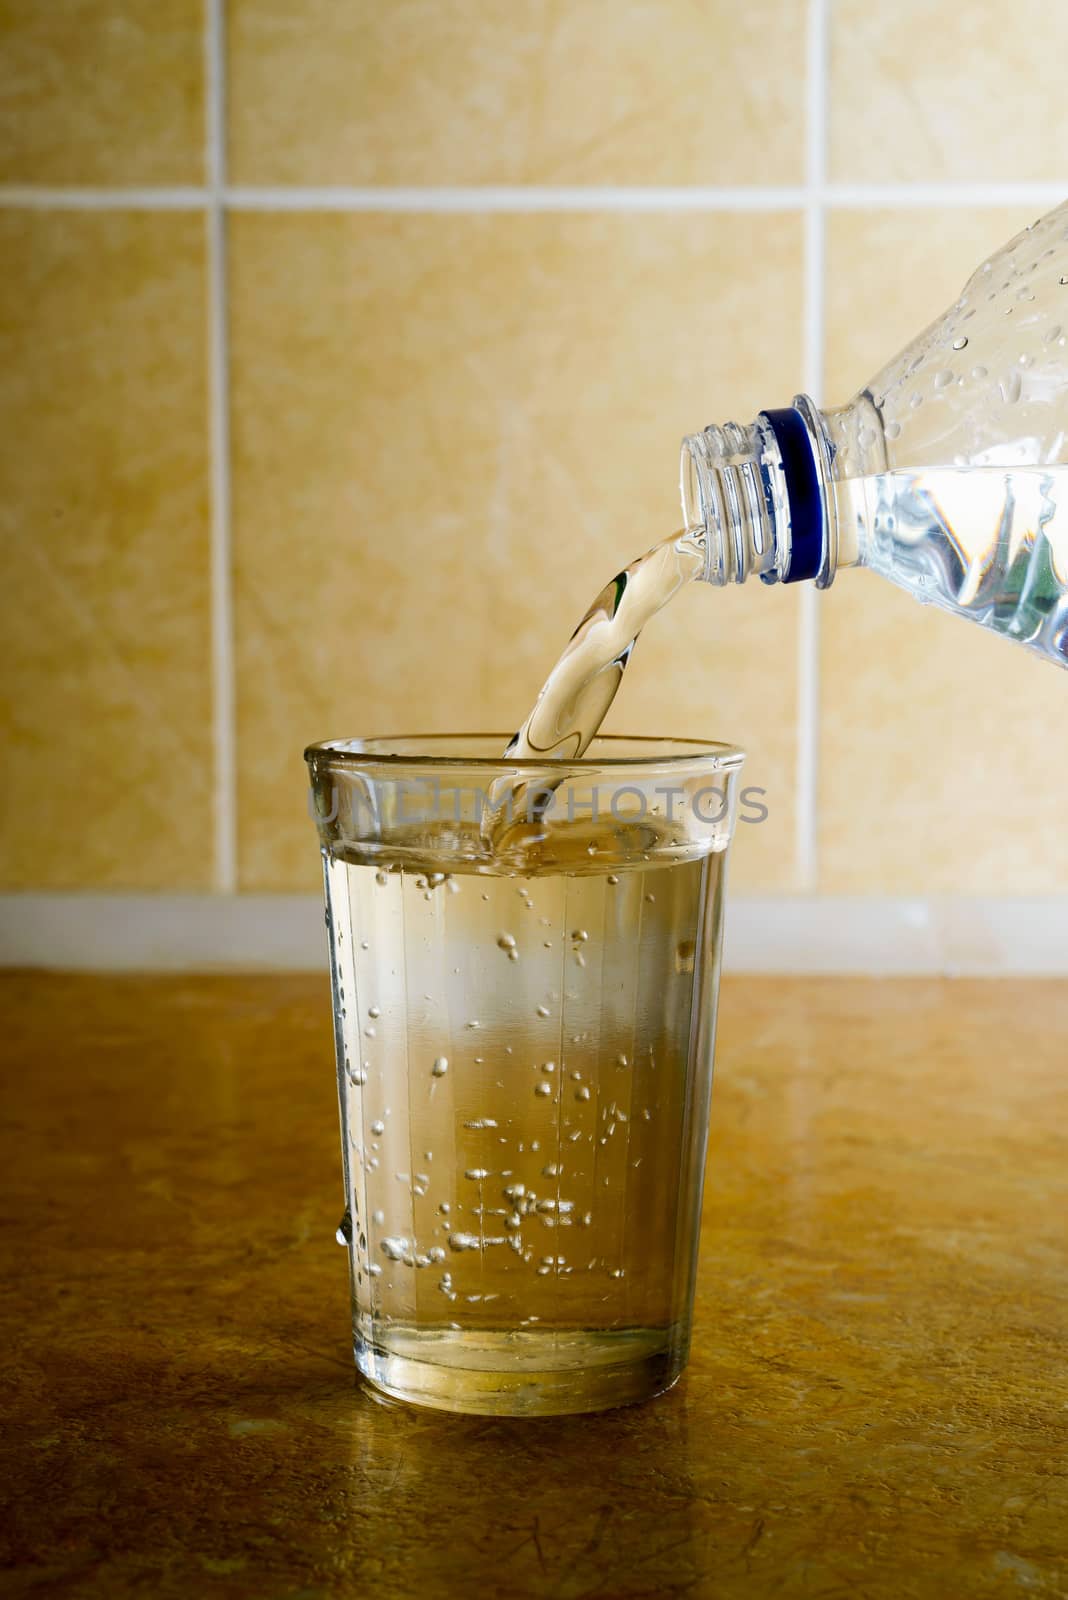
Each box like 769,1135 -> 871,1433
820,208 -> 1068,893
829,0 -> 1068,183
228,0 -> 805,187
230,211 -> 804,892
0,211 -> 213,888
0,0 -> 205,185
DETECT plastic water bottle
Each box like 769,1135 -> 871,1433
681,202 -> 1068,666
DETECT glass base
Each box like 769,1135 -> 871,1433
355,1325 -> 684,1417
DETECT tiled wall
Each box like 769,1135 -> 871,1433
2,1 -> 1067,912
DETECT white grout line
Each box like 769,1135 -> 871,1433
0,186 -> 208,208
4,893 -> 1068,975
795,0 -> 829,895
221,184 -> 810,212
824,182 -> 1068,209
1,183 -> 1064,214
205,0 -> 238,893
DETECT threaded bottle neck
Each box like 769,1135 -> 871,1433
680,397 -> 837,588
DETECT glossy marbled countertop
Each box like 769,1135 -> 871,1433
3,973 -> 1066,1598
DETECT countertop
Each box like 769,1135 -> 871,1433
2,973 -> 1066,1598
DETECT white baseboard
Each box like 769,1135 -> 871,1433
1,893 -> 1066,976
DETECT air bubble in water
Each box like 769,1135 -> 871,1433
536,1004 -> 551,1018
535,1082 -> 552,1098
367,1005 -> 381,1019
335,1208 -> 352,1246
375,870 -> 388,886
496,932 -> 516,952
431,1056 -> 449,1077
576,1085 -> 591,1102
448,1232 -> 480,1252
952,335 -> 968,351
933,370 -> 954,389
372,1208 -> 385,1225
675,939 -> 696,974
380,1236 -> 410,1262
465,1168 -> 491,1181
370,1119 -> 385,1136
541,1060 -> 556,1074
463,1117 -> 498,1130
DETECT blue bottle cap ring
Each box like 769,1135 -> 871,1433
760,407 -> 823,584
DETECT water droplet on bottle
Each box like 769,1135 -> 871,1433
364,1025 -> 376,1039
372,1208 -> 385,1225
541,1060 -> 556,1074
1001,370 -> 1023,404
335,1208 -> 352,1246
370,1119 -> 385,1136
536,1004 -> 551,1018
367,1004 -> 380,1019
348,1063 -> 367,1086
431,1056 -> 448,1077
535,1082 -> 552,1098
496,932 -> 516,952
360,939 -> 369,951
606,873 -> 620,885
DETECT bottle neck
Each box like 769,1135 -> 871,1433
680,395 -> 841,589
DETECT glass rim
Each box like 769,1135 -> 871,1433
304,732 -> 745,774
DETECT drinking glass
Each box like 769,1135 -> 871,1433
306,734 -> 744,1416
